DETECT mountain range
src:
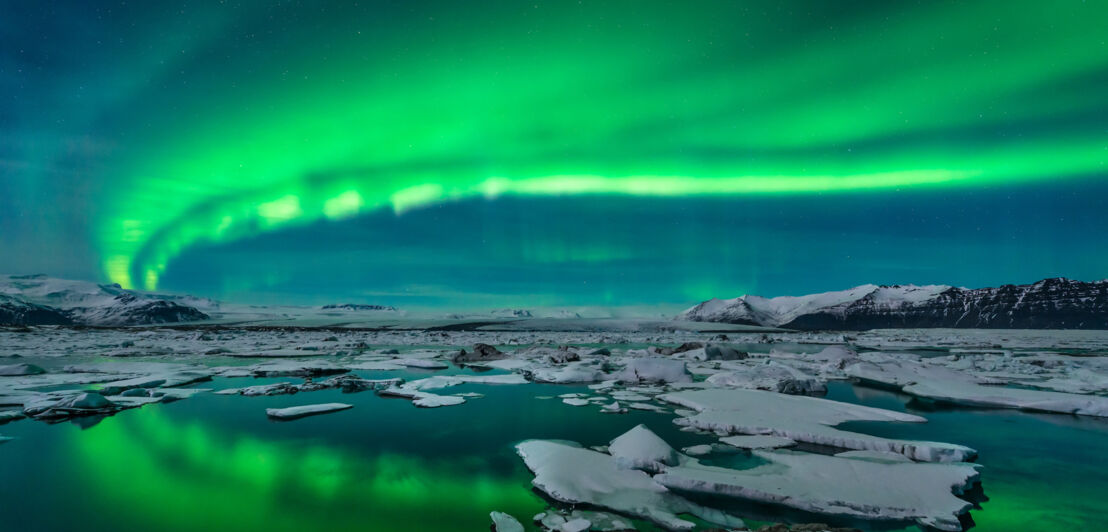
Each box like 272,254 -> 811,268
679,278 -> 1108,330
0,274 -> 211,326
4,274 -> 1107,330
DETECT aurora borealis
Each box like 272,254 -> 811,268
2,1 -> 1106,308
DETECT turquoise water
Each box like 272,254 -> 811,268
1,374 -> 1106,531
829,383 -> 1108,531
0,371 -> 706,532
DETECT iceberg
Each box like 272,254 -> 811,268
515,439 -> 745,531
659,388 -> 976,462
265,402 -> 353,420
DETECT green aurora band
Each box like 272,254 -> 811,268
69,1 -> 1105,289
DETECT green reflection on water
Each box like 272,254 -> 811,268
68,406 -> 544,532
3,377 -> 1107,531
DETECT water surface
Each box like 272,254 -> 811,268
2,376 -> 1106,531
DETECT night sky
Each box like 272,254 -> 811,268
1,1 -> 1106,310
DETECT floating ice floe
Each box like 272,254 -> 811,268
702,360 -> 826,395
905,378 -> 1108,417
599,401 -> 626,414
835,449 -> 914,463
378,386 -> 466,408
412,394 -> 465,407
248,360 -> 349,377
0,363 -> 46,376
625,402 -> 668,413
0,409 -> 25,424
1028,367 -> 1108,395
23,392 -> 128,420
528,361 -> 607,383
616,358 -> 692,384
656,449 -> 980,531
216,376 -> 403,396
400,373 -> 529,392
265,402 -> 353,420
608,424 -> 680,473
718,434 -> 795,450
477,359 -> 534,371
659,388 -> 977,462
680,444 -> 713,456
533,510 -> 634,532
96,369 -> 213,395
215,381 -> 301,396
520,425 -> 979,532
452,343 -> 507,363
515,439 -> 745,531
394,357 -> 449,369
343,361 -> 406,371
847,357 -> 1108,417
677,343 -> 748,361
489,511 -> 524,532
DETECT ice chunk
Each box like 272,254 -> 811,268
608,424 -> 679,473
216,382 -> 302,396
681,444 -> 713,456
344,361 -> 406,371
704,362 -> 826,395
378,387 -> 466,408
395,358 -> 449,369
559,519 -> 590,532
249,360 -> 348,377
848,358 -> 1108,417
402,376 -> 465,391
656,450 -> 980,531
905,378 -> 1108,417
478,359 -> 534,371
565,511 -> 632,531
718,434 -> 795,450
680,344 -> 747,361
23,392 -> 124,420
489,511 -> 524,532
515,439 -> 745,531
402,373 -> 528,391
266,402 -> 353,420
97,369 -> 213,395
625,402 -> 668,413
529,361 -> 607,383
0,363 -> 46,376
412,394 -> 465,408
609,391 -> 651,401
600,401 -> 626,414
616,358 -> 692,384
452,343 -> 506,363
836,450 -> 914,463
461,373 -> 529,385
659,388 -> 976,462
220,376 -> 401,396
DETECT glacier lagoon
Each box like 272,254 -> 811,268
2,331 -> 1108,532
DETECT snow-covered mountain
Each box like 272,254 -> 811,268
0,294 -> 75,325
679,278 -> 1108,330
0,275 -> 210,326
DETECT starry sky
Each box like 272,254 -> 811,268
1,1 -> 1106,310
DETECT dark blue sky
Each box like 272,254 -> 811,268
1,1 -> 1106,310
